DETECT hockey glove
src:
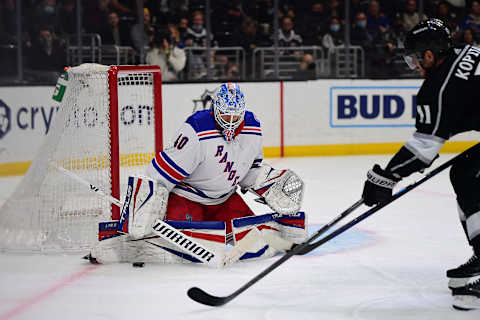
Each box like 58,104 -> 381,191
362,164 -> 400,207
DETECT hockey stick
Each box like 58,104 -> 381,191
187,142 -> 480,306
187,199 -> 363,306
54,166 -> 221,266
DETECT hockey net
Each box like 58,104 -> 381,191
0,64 -> 162,253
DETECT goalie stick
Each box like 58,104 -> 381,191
187,142 -> 480,306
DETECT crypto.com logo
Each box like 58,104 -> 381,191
0,99 -> 11,139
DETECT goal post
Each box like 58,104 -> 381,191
108,65 -> 163,221
0,64 -> 163,253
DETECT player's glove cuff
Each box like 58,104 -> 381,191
366,164 -> 399,189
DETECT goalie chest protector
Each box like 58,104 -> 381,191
147,110 -> 263,205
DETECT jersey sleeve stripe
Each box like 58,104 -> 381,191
151,159 -> 180,185
197,130 -> 220,137
154,154 -> 185,181
158,152 -> 189,177
242,127 -> 262,131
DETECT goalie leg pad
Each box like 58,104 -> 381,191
93,220 -> 226,265
230,212 -> 308,262
118,175 -> 169,239
151,219 -> 225,266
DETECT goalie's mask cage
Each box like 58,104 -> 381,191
212,83 -> 246,136
0,64 -> 162,253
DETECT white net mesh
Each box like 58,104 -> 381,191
0,64 -> 161,253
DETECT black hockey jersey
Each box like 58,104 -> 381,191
415,45 -> 480,139
385,45 -> 480,179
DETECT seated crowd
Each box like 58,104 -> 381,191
0,0 -> 479,81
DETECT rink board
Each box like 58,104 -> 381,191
0,79 -> 477,176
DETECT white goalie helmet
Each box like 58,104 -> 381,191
212,82 -> 246,141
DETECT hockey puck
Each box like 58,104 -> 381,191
132,262 -> 145,268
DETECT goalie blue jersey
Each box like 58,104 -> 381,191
146,110 -> 263,205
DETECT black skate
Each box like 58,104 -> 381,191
452,279 -> 480,311
447,254 -> 480,291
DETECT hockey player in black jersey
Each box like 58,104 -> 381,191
361,18 -> 480,311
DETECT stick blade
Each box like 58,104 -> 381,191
187,287 -> 231,307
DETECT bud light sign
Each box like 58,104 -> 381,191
330,86 -> 420,127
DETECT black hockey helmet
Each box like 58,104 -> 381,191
403,18 -> 452,69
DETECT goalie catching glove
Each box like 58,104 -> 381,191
249,164 -> 304,215
118,175 -> 169,239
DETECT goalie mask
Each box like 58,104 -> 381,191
212,83 -> 246,141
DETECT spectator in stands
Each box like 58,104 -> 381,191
236,18 -> 259,53
106,0 -> 134,15
383,13 -> 409,76
257,0 -> 275,24
26,26 -> 66,82
177,17 -> 189,46
351,10 -> 391,77
235,18 -> 260,78
366,0 -> 390,35
84,0 -> 109,33
212,0 -> 248,47
185,11 -> 212,48
223,62 -> 241,80
168,23 -> 184,48
296,53 -> 317,79
436,1 -> 459,34
327,0 -> 344,19
100,11 -> 130,46
459,27 -> 479,46
322,16 -> 344,53
278,16 -> 303,50
400,0 -> 428,31
146,26 -> 186,81
301,1 -> 329,45
349,0 -> 369,20
384,12 -> 407,51
460,0 -> 480,40
351,11 -> 375,49
58,0 -> 77,35
185,11 -> 221,79
0,0 -> 16,43
31,0 -> 61,35
130,8 -> 155,55
169,0 -> 189,21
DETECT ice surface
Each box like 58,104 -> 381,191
1,154 -> 479,319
